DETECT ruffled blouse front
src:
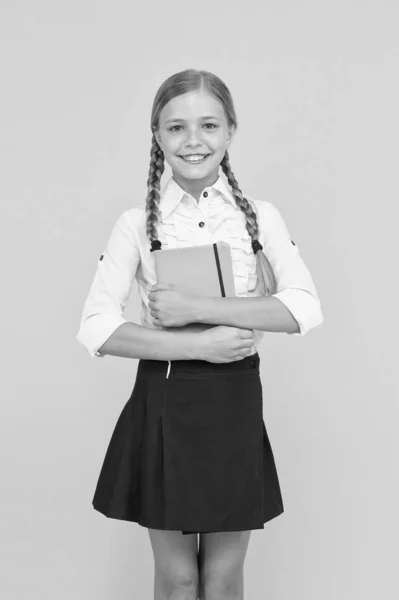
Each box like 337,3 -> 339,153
159,187 -> 259,298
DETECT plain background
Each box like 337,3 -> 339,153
2,1 -> 398,599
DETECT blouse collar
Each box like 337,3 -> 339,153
159,174 -> 237,221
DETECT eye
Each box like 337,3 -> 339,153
168,123 -> 218,132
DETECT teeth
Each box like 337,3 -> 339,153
181,154 -> 208,162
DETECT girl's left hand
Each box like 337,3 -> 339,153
148,283 -> 199,328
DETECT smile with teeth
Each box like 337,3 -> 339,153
179,154 -> 210,164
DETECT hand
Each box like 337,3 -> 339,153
148,283 -> 199,328
197,326 -> 255,363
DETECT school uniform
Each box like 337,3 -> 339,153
76,174 -> 323,535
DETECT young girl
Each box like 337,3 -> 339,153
77,69 -> 323,600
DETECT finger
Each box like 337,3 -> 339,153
237,340 -> 255,349
149,289 -> 164,300
240,336 -> 255,345
231,355 -> 245,362
234,348 -> 253,359
237,329 -> 255,339
150,283 -> 171,292
235,346 -> 253,356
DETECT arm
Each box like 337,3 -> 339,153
192,201 -> 323,335
193,295 -> 300,333
76,210 -> 200,360
97,321 -> 201,360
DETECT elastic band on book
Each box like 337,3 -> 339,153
213,243 -> 226,297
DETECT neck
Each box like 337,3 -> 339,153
172,169 -> 219,202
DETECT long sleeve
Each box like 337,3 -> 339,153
260,201 -> 324,336
76,210 -> 141,357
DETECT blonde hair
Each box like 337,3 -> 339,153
146,69 -> 277,296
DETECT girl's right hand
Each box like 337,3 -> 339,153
197,325 -> 255,363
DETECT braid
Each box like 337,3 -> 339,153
220,152 -> 278,295
146,133 -> 165,252
220,152 -> 259,239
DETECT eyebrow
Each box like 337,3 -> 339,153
165,116 -> 222,124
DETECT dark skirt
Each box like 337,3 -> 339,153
92,352 -> 284,535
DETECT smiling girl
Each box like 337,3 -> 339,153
77,69 -> 323,600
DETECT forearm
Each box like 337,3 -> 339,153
194,295 -> 300,334
98,321 -> 203,360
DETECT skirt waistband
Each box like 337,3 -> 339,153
138,352 -> 260,377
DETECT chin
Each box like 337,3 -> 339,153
177,169 -> 216,182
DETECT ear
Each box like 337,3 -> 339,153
226,125 -> 236,148
154,130 -> 163,149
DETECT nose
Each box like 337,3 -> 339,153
185,126 -> 203,147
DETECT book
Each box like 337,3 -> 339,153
153,241 -> 236,333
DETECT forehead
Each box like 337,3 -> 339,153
160,90 -> 225,122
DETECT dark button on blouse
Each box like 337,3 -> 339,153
203,191 -> 208,198
199,221 -> 205,228
99,254 -> 104,260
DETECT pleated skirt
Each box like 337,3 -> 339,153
92,352 -> 284,535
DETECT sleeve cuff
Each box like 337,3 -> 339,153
273,288 -> 324,336
76,314 -> 128,358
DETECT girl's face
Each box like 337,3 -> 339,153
155,90 -> 235,191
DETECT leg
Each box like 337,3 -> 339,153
148,528 -> 199,600
198,530 -> 252,600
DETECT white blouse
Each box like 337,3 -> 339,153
76,175 -> 323,358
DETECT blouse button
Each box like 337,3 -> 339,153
99,254 -> 104,260
199,221 -> 205,228
203,191 -> 208,198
